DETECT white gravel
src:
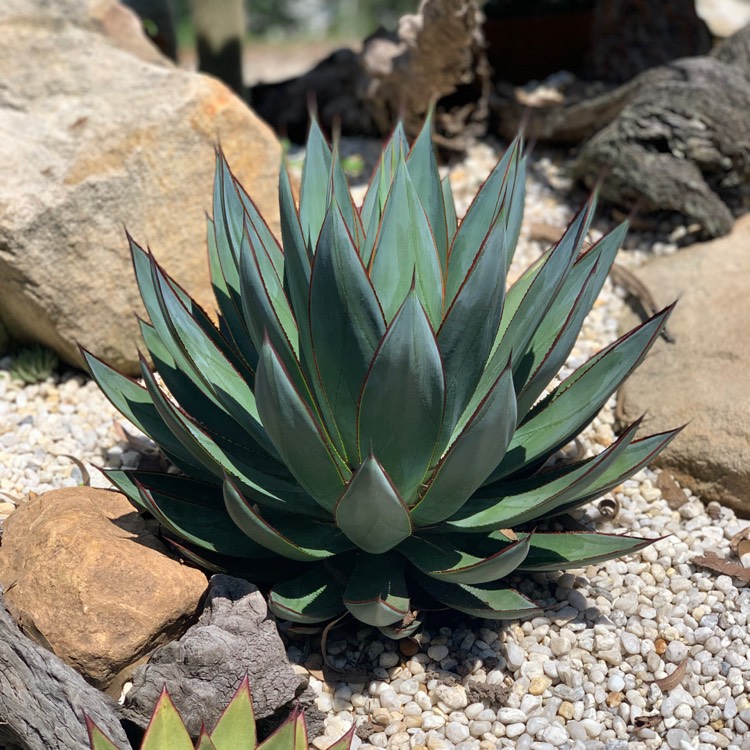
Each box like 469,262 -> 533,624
2,139 -> 749,750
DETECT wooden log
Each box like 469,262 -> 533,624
0,588 -> 129,750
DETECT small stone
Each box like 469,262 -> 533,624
542,724 -> 570,746
427,644 -> 450,662
606,692 -> 623,707
654,639 -> 668,656
399,639 -> 420,657
666,728 -> 691,750
550,637 -> 572,656
445,721 -> 470,744
435,684 -> 468,711
664,641 -> 688,663
607,674 -> 625,692
529,676 -> 552,695
558,701 -> 575,720
496,708 -> 527,724
505,723 -> 526,738
505,642 -> 525,671
379,651 -> 400,668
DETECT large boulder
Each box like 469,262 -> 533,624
0,487 -> 208,688
616,215 -> 750,517
0,0 -> 282,375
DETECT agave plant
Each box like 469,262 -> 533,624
86,677 -> 353,750
84,115 -> 678,638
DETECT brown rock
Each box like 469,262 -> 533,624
0,0 -> 281,375
617,215 -> 750,517
0,487 -> 207,688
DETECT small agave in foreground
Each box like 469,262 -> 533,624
86,677 -> 353,750
85,114 -> 678,638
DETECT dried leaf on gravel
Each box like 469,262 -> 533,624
656,470 -> 688,510
654,657 -> 688,691
633,714 -> 662,729
692,551 -> 750,583
730,527 -> 750,560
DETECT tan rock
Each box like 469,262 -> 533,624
0,0 -> 281,375
0,487 -> 208,688
617,215 -> 750,517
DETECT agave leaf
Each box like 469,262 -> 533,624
130,239 -> 235,407
279,163 -> 313,349
410,360 -> 516,527
416,573 -> 542,619
207,217 -> 259,374
399,532 -> 531,585
309,206 -> 386,460
442,175 -> 458,240
360,122 -> 409,265
447,420 -> 640,531
335,454 -> 412,554
239,220 -> 299,359
492,305 -> 674,480
146,255 -> 277,453
255,338 -> 348,511
331,145 -> 364,249
299,118 -> 332,249
85,718 -> 121,750
378,616 -> 424,640
258,707 -> 306,750
138,357 -> 325,517
131,477 -> 274,559
82,349 -> 209,479
542,427 -> 682,517
486,196 -> 597,388
223,477 -> 352,561
343,552 -> 411,627
324,728 -> 356,750
445,137 -> 520,305
503,154 -> 526,274
369,160 -> 443,328
209,676 -> 256,750
518,531 -> 659,572
141,689 -> 194,750
514,223 -> 627,416
229,165 -> 285,279
140,320 -> 288,478
437,212 -> 506,448
357,290 -> 445,503
268,565 -> 346,624
196,729 -> 219,750
406,111 -> 449,270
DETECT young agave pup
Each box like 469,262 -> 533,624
85,115 -> 678,638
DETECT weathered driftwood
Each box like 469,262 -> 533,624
119,575 -> 310,738
360,0 -> 490,146
251,0 -> 489,148
0,588 -> 128,750
573,57 -> 750,237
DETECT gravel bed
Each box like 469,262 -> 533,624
1,139 -> 748,750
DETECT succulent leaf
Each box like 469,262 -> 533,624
335,454 -> 412,554
357,290 -> 445,502
342,552 -> 411,626
209,676 -> 256,750
268,565 -> 346,624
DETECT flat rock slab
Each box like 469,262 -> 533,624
0,487 -> 208,688
0,0 -> 281,375
617,215 -> 750,516
120,574 -> 307,737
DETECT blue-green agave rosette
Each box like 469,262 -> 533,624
85,115 -> 677,638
